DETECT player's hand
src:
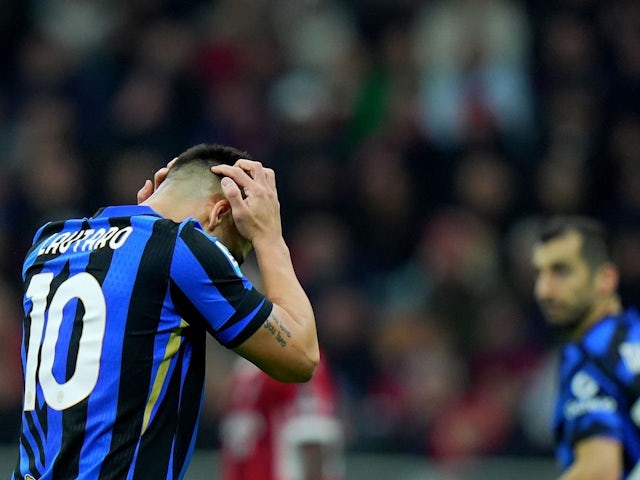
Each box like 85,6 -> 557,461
210,160 -> 281,244
136,157 -> 178,204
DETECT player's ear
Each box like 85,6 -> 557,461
207,199 -> 231,231
595,263 -> 619,295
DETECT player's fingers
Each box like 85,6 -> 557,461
154,157 -> 177,189
234,159 -> 267,184
154,167 -> 169,189
211,164 -> 254,190
219,177 -> 246,210
137,179 -> 153,204
264,168 -> 276,192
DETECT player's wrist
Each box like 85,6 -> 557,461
251,233 -> 287,253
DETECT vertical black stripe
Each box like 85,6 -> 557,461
19,414 -> 41,478
99,220 -> 178,480
65,302 -> 85,382
53,218 -> 115,479
132,329 -> 206,479
606,321 -> 628,366
34,396 -> 47,465
133,344 -> 186,478
51,398 -> 89,479
25,410 -> 45,470
20,275 -> 38,476
173,332 -> 206,478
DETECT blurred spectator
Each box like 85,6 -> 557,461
0,278 -> 23,443
220,355 -> 344,480
451,149 -> 519,228
539,12 -> 600,89
103,149 -> 165,205
16,33 -> 76,95
315,284 -> 376,393
289,214 -> 356,295
412,0 -> 534,155
534,156 -> 590,215
600,0 -> 640,110
543,87 -> 600,162
518,350 -> 558,455
31,0 -> 122,60
503,217 -> 543,304
16,141 -> 87,227
365,308 -> 465,453
346,136 -> 421,270
426,293 -> 543,463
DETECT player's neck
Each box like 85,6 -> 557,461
141,193 -> 207,225
573,296 -> 622,340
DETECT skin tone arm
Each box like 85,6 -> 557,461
559,437 -> 622,480
211,161 -> 319,382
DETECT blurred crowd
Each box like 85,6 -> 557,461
1,0 -> 639,467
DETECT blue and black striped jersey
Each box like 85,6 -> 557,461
554,307 -> 640,478
14,205 -> 272,480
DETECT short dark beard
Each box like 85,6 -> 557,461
552,303 -> 594,341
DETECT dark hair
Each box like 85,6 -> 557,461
537,215 -> 611,269
172,143 -> 252,173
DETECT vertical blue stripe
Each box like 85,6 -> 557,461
30,406 -> 47,470
20,413 -> 44,474
77,215 -> 154,478
18,439 -> 36,478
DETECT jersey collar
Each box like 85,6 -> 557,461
92,205 -> 163,219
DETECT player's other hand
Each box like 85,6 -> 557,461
136,157 -> 178,204
210,160 -> 282,245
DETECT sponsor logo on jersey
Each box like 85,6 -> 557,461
565,396 -> 617,419
565,371 -> 617,419
571,371 -> 599,400
620,342 -> 640,374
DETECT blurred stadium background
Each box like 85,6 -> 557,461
0,0 -> 638,478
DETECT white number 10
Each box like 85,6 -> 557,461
24,272 -> 106,411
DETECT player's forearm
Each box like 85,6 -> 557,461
558,463 -> 620,480
253,237 -> 319,358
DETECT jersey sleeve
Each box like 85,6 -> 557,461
169,221 -> 272,348
31,221 -> 52,245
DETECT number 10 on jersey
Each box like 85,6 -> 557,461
24,272 -> 106,411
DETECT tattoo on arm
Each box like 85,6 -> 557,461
262,312 -> 290,348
